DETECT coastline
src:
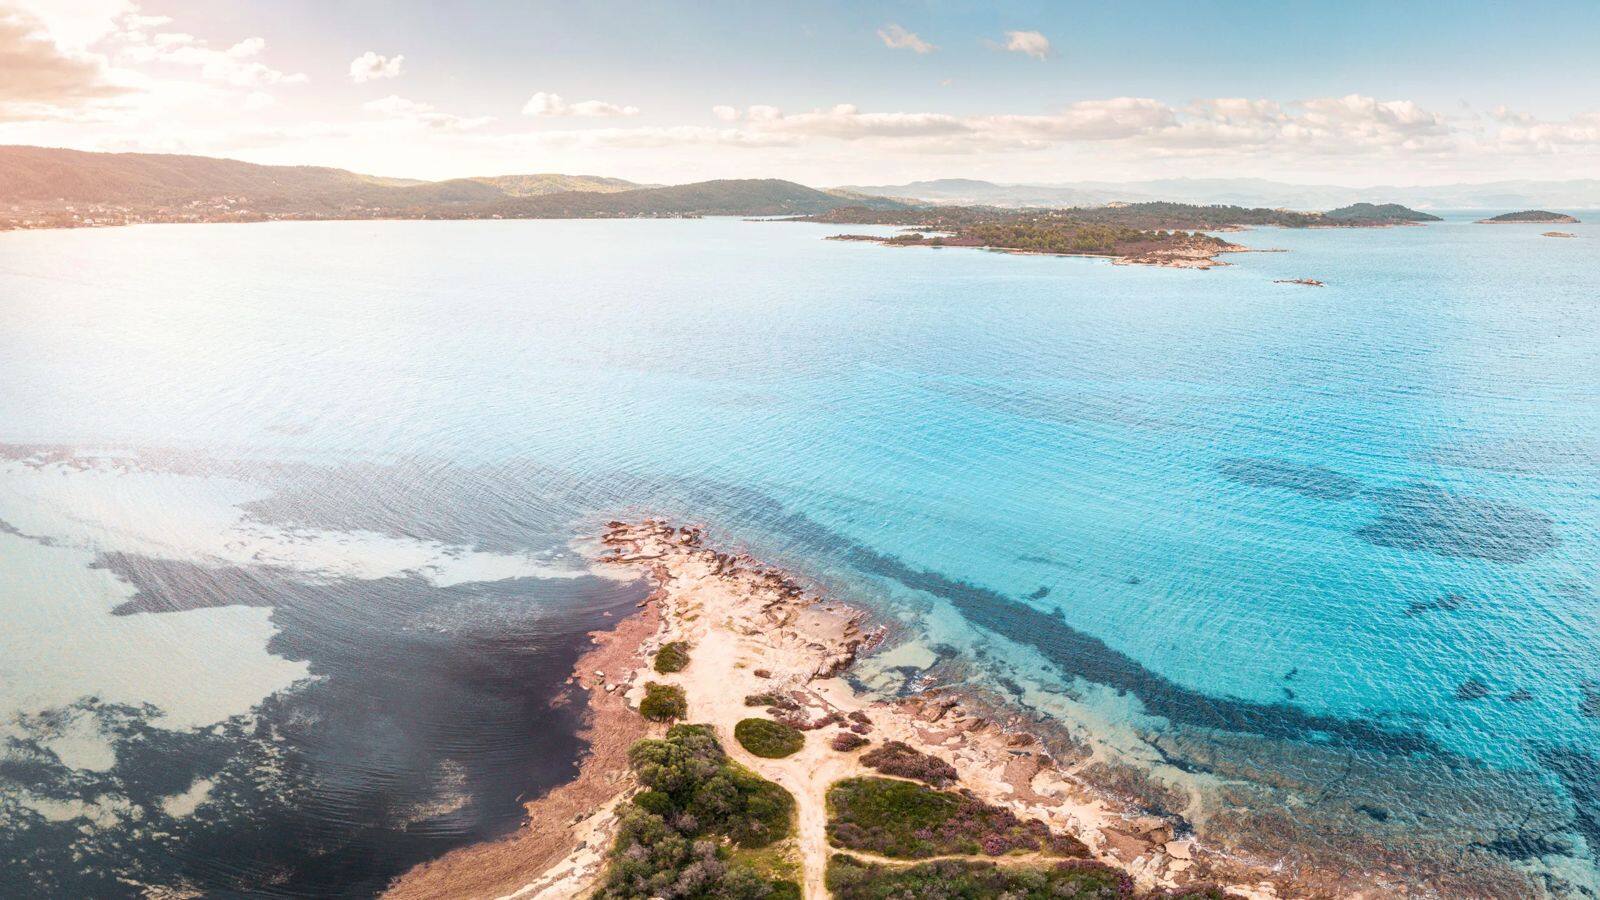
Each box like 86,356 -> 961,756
430,520 -> 1301,899
385,519 -> 1566,899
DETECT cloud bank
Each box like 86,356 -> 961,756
522,91 -> 639,117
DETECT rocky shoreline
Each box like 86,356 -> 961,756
384,520 -> 1326,898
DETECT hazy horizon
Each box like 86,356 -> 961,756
3,1 -> 1598,186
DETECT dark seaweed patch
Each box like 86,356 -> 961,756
1355,804 -> 1390,823
1404,593 -> 1467,617
1215,457 -> 1363,501
1535,747 -> 1600,860
1357,482 -> 1558,563
1,554 -> 647,898
747,500 -> 1444,757
1581,682 -> 1600,719
1454,679 -> 1492,701
1024,585 -> 1051,600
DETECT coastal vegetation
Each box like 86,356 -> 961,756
831,732 -> 871,752
654,641 -> 692,673
859,740 -> 958,786
825,776 -> 1089,859
640,682 -> 688,722
958,222 -> 1223,256
826,854 -> 1132,899
594,724 -> 799,899
734,718 -> 806,758
832,216 -> 1238,265
1479,210 -> 1581,223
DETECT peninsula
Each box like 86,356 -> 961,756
383,520 -> 1539,900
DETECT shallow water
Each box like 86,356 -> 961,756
0,215 -> 1597,895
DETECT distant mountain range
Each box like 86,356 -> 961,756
6,146 -> 1595,233
835,177 -> 1600,211
0,146 -> 901,227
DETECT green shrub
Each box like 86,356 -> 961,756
596,724 -> 797,899
826,853 -> 1133,899
734,718 -> 805,758
638,682 -> 687,722
826,777 -> 1088,859
653,641 -> 690,673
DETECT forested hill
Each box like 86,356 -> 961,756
0,146 -> 904,227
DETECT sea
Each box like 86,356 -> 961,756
1,213 -> 1596,896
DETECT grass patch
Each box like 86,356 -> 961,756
726,843 -> 802,900
827,853 -> 1133,899
594,724 -> 797,899
638,682 -> 687,722
826,777 -> 1089,859
735,718 -> 805,759
652,641 -> 690,673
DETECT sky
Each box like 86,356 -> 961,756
3,0 -> 1600,186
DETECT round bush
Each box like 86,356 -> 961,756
639,682 -> 687,722
653,641 -> 691,673
734,717 -> 805,758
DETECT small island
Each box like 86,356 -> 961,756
829,223 -> 1245,269
1275,278 -> 1325,287
1478,210 -> 1581,224
1543,231 -> 1578,239
1322,202 -> 1441,223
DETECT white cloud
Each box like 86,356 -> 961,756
877,24 -> 935,54
1001,30 -> 1050,60
9,0 -> 135,50
348,50 -> 403,83
711,104 -> 739,122
522,91 -> 639,117
118,30 -> 307,88
0,6 -> 127,118
363,94 -> 492,131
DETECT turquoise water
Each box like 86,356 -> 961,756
1,215 -> 1597,894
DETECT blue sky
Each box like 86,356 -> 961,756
4,0 -> 1599,184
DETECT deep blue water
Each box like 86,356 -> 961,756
0,214 -> 1596,895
